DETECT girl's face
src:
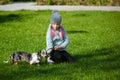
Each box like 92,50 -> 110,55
52,23 -> 60,30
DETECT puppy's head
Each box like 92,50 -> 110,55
38,50 -> 47,58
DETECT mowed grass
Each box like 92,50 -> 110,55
0,10 -> 120,80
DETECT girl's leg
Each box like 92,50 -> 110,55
47,56 -> 54,64
47,50 -> 75,64
47,50 -> 55,64
47,50 -> 61,64
50,50 -> 63,63
61,51 -> 75,63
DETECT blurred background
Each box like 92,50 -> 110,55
0,0 -> 120,6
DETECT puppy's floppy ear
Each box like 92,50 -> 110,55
41,49 -> 46,54
37,50 -> 41,55
41,49 -> 47,57
38,50 -> 41,53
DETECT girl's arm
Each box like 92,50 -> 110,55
60,28 -> 69,48
46,25 -> 53,53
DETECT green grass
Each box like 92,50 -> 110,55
0,10 -> 120,80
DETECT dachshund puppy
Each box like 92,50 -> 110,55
4,50 -> 47,65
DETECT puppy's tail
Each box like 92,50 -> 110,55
3,54 -> 12,63
3,60 -> 9,63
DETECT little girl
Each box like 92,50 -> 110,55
46,10 -> 74,64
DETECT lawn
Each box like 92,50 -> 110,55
0,10 -> 120,80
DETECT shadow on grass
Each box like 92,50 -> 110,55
67,30 -> 88,34
0,45 -> 119,80
0,63 -> 72,80
0,14 -> 21,23
73,45 -> 120,71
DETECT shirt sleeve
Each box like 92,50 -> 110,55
46,24 -> 53,53
60,27 -> 69,48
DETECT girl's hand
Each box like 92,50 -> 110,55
54,46 -> 62,50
